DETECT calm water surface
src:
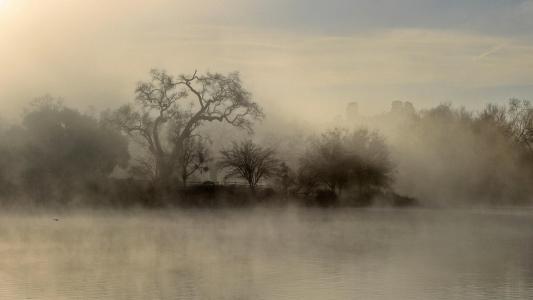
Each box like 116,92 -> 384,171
0,207 -> 532,299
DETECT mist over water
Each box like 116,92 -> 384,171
1,207 -> 531,300
2,1 -> 533,299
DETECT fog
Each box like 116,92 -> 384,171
2,1 -> 533,122
1,1 -> 533,299
211,100 -> 533,207
1,208 -> 532,299
0,77 -> 532,208
341,101 -> 533,206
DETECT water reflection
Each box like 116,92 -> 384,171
0,208 -> 532,299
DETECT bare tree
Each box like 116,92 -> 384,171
219,140 -> 280,191
107,69 -> 264,188
178,136 -> 210,186
128,154 -> 157,182
480,99 -> 533,153
508,99 -> 533,153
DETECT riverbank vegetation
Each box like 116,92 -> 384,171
0,69 -> 531,208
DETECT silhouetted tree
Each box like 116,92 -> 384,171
298,128 -> 393,201
299,129 -> 350,195
276,162 -> 296,197
404,100 -> 533,205
177,136 -> 210,186
127,135 -> 210,187
479,99 -> 533,153
219,140 -> 280,191
0,127 -> 21,198
128,154 -> 157,182
106,69 -> 263,189
17,96 -> 129,203
296,166 -> 320,197
508,99 -> 533,153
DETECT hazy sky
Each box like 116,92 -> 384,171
1,0 -> 533,122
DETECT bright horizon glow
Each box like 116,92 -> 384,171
0,0 -> 12,15
0,0 -> 532,123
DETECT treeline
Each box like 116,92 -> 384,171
0,69 -> 531,208
0,97 -> 130,206
373,100 -> 533,206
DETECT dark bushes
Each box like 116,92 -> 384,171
177,183 -> 278,207
296,128 -> 394,207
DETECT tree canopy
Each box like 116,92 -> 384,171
107,69 -> 263,187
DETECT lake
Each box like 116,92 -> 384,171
0,207 -> 532,299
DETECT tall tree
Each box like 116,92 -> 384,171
219,140 -> 280,191
107,69 -> 263,188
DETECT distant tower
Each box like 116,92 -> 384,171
391,100 -> 416,116
346,102 -> 359,121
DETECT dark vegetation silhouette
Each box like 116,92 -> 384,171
0,69 -> 532,208
481,99 -> 532,154
219,140 -> 280,192
0,96 -> 129,206
177,136 -> 211,187
105,69 -> 263,199
375,100 -> 533,206
297,128 -> 395,206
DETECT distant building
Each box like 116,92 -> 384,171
391,101 -> 416,116
346,102 -> 359,121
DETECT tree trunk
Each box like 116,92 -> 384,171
249,180 -> 257,194
181,169 -> 188,187
154,156 -> 174,194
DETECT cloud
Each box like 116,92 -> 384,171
475,43 -> 507,60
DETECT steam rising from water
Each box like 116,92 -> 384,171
1,208 -> 532,299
